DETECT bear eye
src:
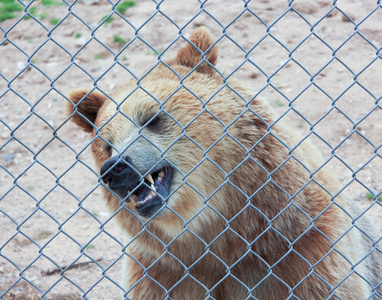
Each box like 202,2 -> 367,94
142,113 -> 161,129
147,115 -> 161,127
104,140 -> 113,156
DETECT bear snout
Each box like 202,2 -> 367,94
100,155 -> 139,198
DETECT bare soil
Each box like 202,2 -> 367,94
0,0 -> 381,299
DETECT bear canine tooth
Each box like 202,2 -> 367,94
146,174 -> 154,184
145,173 -> 157,191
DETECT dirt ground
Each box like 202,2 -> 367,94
0,0 -> 381,299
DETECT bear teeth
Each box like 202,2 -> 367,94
127,168 -> 169,205
145,173 -> 156,192
136,189 -> 156,206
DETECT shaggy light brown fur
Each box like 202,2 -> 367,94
67,27 -> 381,299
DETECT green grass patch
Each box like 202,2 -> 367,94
113,35 -> 129,46
100,15 -> 114,25
23,6 -> 37,20
41,0 -> 65,7
50,17 -> 60,25
95,54 -> 104,59
116,1 -> 136,14
39,230 -> 52,239
0,0 -> 23,22
366,192 -> 382,201
276,100 -> 284,107
145,49 -> 163,56
75,32 -> 81,38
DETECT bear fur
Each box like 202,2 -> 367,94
67,27 -> 382,299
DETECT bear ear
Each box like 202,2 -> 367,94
171,26 -> 218,75
66,88 -> 107,133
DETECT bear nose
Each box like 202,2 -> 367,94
100,156 -> 134,185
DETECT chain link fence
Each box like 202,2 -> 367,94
1,0 -> 382,299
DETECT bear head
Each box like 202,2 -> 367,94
66,27 -> 277,239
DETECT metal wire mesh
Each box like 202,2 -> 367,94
1,0 -> 382,299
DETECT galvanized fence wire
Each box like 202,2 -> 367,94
0,0 -> 382,299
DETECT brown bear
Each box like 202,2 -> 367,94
66,27 -> 381,299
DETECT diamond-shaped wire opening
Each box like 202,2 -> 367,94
335,83 -> 377,123
224,10 -> 270,50
1,184 -> 38,223
154,0 -> 200,28
25,40 -> 73,80
0,42 -> 31,81
336,33 -> 378,75
247,1 -> 290,24
43,276 -> 83,299
209,34 -> 248,79
292,0 -> 337,24
293,34 -> 333,76
19,254 -> 64,294
357,6 -> 382,46
4,17 -> 48,55
292,85 -> 334,126
337,1 -> 378,24
72,38 -> 120,79
11,69 -> 51,104
60,159 -> 98,199
270,59 -> 312,101
247,35 -> 290,78
357,58 -> 382,99
2,277 -> 43,299
26,2 -> 69,32
333,130 -> 377,173
314,6 -> 359,50
56,254 -> 108,293
95,63 -> 137,92
118,37 -> 174,79
1,230 -> 41,273
42,232 -> 84,272
53,62 -> 95,91
270,10 -> 312,51
60,208 -> 102,245
313,105 -> 353,144
0,138 -> 34,177
135,13 -> 179,49
315,59 -> 356,100
48,13 -> 94,55
84,275 -> 124,299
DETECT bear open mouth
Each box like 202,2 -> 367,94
129,167 -> 172,216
